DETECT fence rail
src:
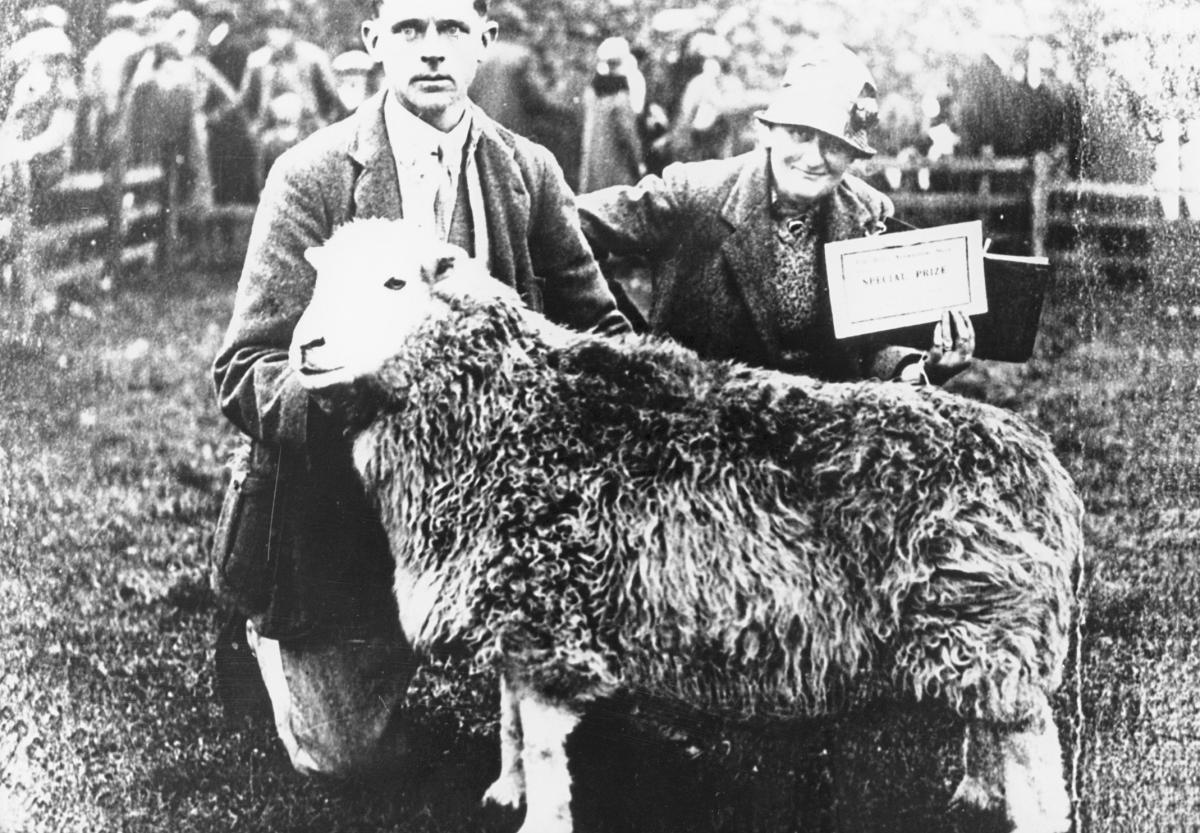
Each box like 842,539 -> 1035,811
8,148 -> 1185,309
861,151 -> 1179,276
12,154 -> 257,308
19,162 -> 169,303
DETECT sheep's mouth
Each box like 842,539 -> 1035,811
298,363 -> 343,377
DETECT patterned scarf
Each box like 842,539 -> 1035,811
768,204 -> 828,358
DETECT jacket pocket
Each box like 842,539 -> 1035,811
211,453 -> 283,613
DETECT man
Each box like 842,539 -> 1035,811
0,25 -> 78,307
579,43 -> 974,385
199,0 -> 259,205
77,3 -> 144,169
238,0 -> 346,186
211,0 -> 630,777
330,48 -> 378,112
466,4 -> 554,143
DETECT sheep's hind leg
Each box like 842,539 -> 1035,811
515,693 -> 582,833
482,671 -> 526,810
951,692 -> 1070,833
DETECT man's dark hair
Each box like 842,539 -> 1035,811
360,0 -> 489,17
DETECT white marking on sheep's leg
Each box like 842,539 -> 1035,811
481,672 -> 525,810
952,695 -> 1070,833
999,696 -> 1070,833
515,694 -> 581,833
951,720 -> 1004,814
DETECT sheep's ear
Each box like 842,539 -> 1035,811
427,255 -> 457,284
421,243 -> 469,285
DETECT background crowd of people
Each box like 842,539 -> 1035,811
2,0 -> 1199,282
0,0 -> 1091,219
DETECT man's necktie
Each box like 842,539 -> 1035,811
432,144 -> 454,241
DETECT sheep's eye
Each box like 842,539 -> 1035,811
384,277 -> 407,290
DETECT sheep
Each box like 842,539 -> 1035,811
289,217 -> 1083,833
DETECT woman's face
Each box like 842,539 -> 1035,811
765,124 -> 854,205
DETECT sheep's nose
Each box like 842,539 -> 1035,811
300,336 -> 325,363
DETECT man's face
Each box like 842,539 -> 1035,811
361,0 -> 496,129
765,124 -> 854,205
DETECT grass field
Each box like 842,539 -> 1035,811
2,253 -> 1199,832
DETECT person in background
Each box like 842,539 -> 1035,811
201,0 -> 252,87
2,23 -> 78,195
0,25 -> 79,310
578,36 -> 646,194
200,0 -> 259,205
654,31 -> 744,165
77,2 -> 145,170
331,49 -> 378,112
119,0 -> 186,168
239,0 -> 346,187
157,9 -> 239,214
467,4 -> 562,142
579,42 -> 974,385
211,0 -> 630,778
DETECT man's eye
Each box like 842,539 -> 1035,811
397,25 -> 420,40
437,22 -> 468,36
384,277 -> 407,290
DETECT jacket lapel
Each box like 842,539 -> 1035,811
471,108 -> 528,286
348,92 -> 402,220
718,154 -> 784,365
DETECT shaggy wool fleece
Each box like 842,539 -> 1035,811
351,293 -> 1081,726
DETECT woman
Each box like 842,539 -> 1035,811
579,43 -> 974,384
578,36 -> 646,194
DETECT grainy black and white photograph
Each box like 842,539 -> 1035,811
0,0 -> 1197,830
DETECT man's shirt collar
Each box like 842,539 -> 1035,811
383,93 -> 473,167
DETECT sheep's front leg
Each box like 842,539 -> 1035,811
515,693 -> 581,833
481,672 -> 525,810
951,694 -> 1070,833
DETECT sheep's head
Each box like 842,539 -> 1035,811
289,218 -> 520,392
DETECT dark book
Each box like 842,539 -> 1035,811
865,219 -> 1050,362
971,253 -> 1051,362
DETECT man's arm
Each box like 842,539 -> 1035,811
575,167 -> 683,263
212,145 -> 340,451
524,146 -> 632,337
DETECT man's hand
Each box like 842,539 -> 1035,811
925,309 -> 975,384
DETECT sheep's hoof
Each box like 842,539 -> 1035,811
949,775 -> 1002,814
481,775 -> 525,811
948,777 -> 1007,833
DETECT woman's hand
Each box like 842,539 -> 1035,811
925,309 -> 975,383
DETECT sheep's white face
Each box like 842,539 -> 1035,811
288,219 -> 512,391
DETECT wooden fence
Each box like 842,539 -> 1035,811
28,163 -> 167,294
860,150 -> 1179,279
13,155 -> 254,308
9,149 -> 1187,308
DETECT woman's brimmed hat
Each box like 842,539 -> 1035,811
756,42 -> 879,158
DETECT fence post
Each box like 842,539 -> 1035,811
157,151 -> 180,276
1031,152 -> 1051,259
978,145 -> 994,226
103,155 -> 127,286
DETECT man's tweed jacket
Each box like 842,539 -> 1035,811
578,152 -> 921,381
212,92 -> 627,640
